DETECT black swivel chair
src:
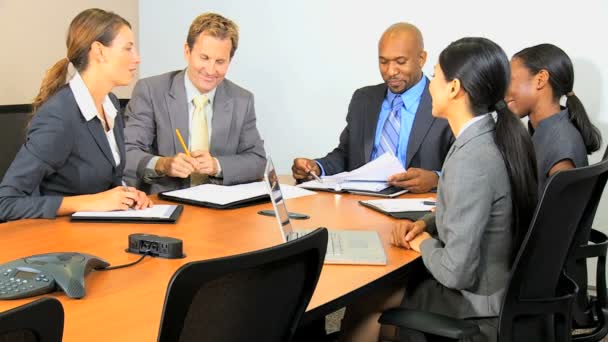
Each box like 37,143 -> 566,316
157,228 -> 328,342
0,297 -> 64,342
378,157 -> 608,341
569,146 -> 608,342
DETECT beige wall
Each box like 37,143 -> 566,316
0,0 -> 139,104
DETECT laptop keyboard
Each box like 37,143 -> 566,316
289,230 -> 344,256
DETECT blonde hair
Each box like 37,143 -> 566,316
32,8 -> 130,113
187,13 -> 239,58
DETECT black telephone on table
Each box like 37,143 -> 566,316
0,252 -> 109,300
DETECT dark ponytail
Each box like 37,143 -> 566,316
566,93 -> 602,153
514,44 -> 602,154
439,38 -> 538,262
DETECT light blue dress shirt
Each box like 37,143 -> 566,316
370,76 -> 426,167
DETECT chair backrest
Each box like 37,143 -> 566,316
157,228 -> 328,342
0,105 -> 30,181
499,157 -> 608,341
567,145 -> 608,325
0,297 -> 64,342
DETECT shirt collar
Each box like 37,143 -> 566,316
68,71 -> 117,127
386,75 -> 426,110
184,68 -> 217,106
458,113 -> 489,138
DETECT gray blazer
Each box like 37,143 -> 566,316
316,79 -> 454,175
124,70 -> 266,194
0,87 -> 125,221
419,115 -> 513,318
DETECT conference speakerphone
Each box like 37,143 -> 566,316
0,253 -> 109,300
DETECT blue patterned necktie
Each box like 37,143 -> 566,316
375,95 -> 403,157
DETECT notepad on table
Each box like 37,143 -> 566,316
359,198 -> 435,220
71,205 -> 183,223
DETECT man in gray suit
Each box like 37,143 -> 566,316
124,13 -> 266,194
292,23 -> 453,193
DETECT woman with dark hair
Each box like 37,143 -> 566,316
0,8 -> 151,221
339,37 -> 538,342
507,43 -> 602,192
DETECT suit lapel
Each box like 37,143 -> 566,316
405,78 -> 434,168
87,119 -> 116,168
210,81 -> 233,153
166,70 -> 189,155
114,114 -> 126,179
363,84 -> 386,162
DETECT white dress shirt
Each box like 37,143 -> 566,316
69,71 -> 121,166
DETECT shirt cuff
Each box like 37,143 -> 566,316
314,160 -> 326,177
143,156 -> 162,183
214,158 -> 223,178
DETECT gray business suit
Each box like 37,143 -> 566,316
0,87 -> 125,221
124,70 -> 266,194
401,115 -> 512,342
316,79 -> 454,174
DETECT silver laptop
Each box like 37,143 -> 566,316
263,158 -> 387,265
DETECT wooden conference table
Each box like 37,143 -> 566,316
0,180 -> 427,341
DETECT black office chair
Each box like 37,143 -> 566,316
569,146 -> 608,342
157,228 -> 328,342
0,105 -> 30,181
378,157 -> 608,341
0,297 -> 64,342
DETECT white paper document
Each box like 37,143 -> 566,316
72,205 -> 178,218
360,198 -> 435,213
298,153 -> 405,192
162,182 -> 316,206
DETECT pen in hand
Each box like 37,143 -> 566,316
122,180 -> 135,210
175,128 -> 191,157
308,169 -> 323,183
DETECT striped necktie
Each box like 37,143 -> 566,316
375,95 -> 403,157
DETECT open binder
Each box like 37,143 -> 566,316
299,182 -> 408,198
298,153 -> 408,198
159,182 -> 316,209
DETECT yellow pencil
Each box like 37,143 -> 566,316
175,128 -> 191,157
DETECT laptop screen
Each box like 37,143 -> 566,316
263,158 -> 293,242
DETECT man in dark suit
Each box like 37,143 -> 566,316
292,23 -> 454,193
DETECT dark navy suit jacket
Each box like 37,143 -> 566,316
317,79 -> 454,175
0,86 -> 125,221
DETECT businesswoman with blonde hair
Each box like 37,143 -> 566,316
0,8 -> 151,221
339,38 -> 538,342
506,43 -> 602,192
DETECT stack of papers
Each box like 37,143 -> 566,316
298,153 -> 406,195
